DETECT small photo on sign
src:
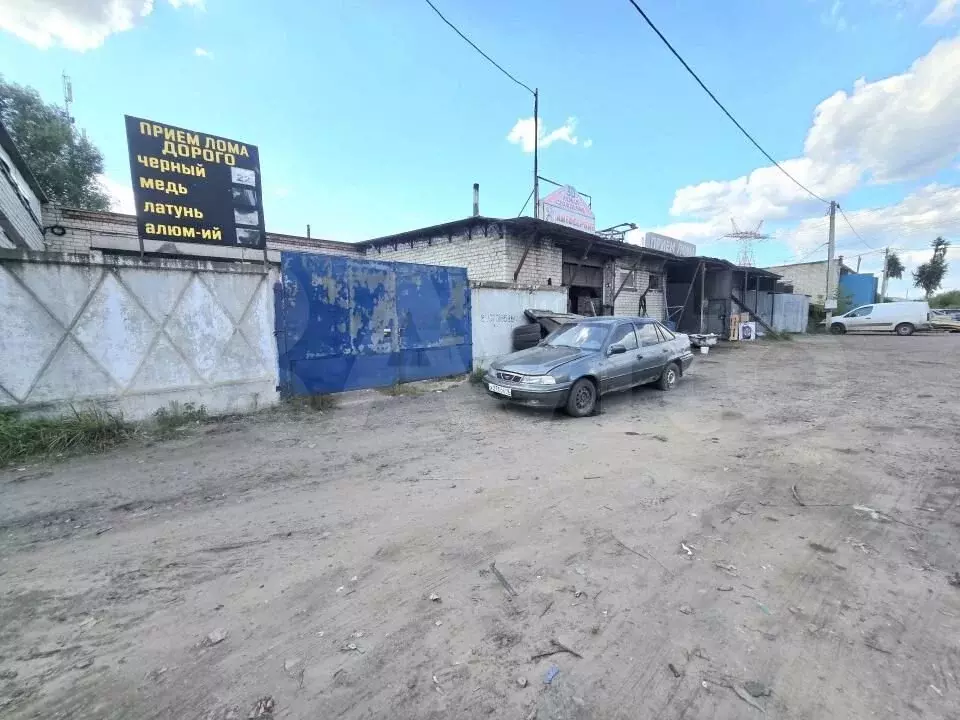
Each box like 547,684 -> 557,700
235,208 -> 260,226
231,167 -> 256,187
236,228 -> 262,246
232,186 -> 258,209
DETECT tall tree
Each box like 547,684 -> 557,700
885,251 -> 905,280
912,237 -> 950,299
0,76 -> 109,211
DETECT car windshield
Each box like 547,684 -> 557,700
544,322 -> 608,350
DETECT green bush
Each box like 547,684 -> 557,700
153,401 -> 207,438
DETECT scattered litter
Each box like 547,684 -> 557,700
853,505 -> 885,521
713,562 -> 738,576
732,684 -> 765,712
613,534 -> 673,576
531,638 -> 584,661
283,657 -> 302,673
73,658 -> 94,670
340,643 -> 363,654
489,562 -> 518,597
429,593 -> 441,602
351,631 -> 364,639
201,629 -> 228,647
517,676 -> 528,688
336,586 -> 345,593
808,542 -> 836,554
668,663 -> 682,678
624,431 -> 640,436
679,604 -> 694,615
78,617 -> 98,630
435,621 -> 442,626
539,600 -> 554,618
680,543 -> 694,557
717,585 -> 734,592
763,515 -> 780,522
248,696 -> 274,718
95,527 -> 112,536
306,443 -> 317,449
791,484 -> 805,507
756,602 -> 772,615
316,631 -> 324,637
864,639 -> 891,655
930,684 -> 943,696
743,681 -> 772,698
544,665 -> 560,684
147,667 -> 167,682
584,475 -> 602,480
350,576 -> 358,582
652,435 -> 668,442
788,607 -> 801,615
735,504 -> 754,516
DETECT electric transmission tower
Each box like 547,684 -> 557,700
725,218 -> 770,267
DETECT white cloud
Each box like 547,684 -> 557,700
822,0 -> 849,30
194,46 -> 212,58
583,138 -> 594,149
654,36 -> 960,244
98,175 -> 135,215
0,0 -> 202,52
924,0 -> 959,24
507,117 -> 579,153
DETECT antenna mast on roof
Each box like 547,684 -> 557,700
725,218 -> 769,266
62,71 -> 74,124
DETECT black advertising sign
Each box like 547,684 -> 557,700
124,115 -> 266,249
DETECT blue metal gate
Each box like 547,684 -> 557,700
276,252 -> 472,395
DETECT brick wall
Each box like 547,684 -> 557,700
504,234 -> 562,286
369,225 -> 508,282
1,143 -> 44,250
608,259 -> 666,320
765,260 -> 839,306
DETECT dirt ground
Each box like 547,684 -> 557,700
2,334 -> 960,720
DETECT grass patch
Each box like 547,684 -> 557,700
0,406 -> 134,464
282,394 -> 338,413
152,401 -> 207,438
469,367 -> 487,384
378,382 -> 422,397
764,331 -> 794,341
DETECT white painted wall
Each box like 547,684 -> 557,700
471,285 -> 568,368
0,250 -> 279,420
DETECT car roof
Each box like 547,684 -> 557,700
575,317 -> 657,325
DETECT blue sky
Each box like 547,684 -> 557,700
1,0 -> 959,295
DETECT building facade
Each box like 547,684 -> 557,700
764,259 -> 852,307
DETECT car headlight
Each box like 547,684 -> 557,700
521,375 -> 557,385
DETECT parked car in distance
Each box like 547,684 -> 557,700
483,317 -> 694,417
825,301 -> 931,336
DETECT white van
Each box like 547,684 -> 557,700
828,301 -> 930,336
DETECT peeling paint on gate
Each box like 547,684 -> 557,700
276,252 -> 472,394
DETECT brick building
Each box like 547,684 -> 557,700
764,259 -> 853,307
0,123 -> 46,251
355,216 -> 674,320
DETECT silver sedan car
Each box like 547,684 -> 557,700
483,316 -> 694,417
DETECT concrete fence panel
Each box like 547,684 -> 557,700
0,250 -> 279,420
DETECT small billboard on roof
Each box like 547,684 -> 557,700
538,185 -> 595,233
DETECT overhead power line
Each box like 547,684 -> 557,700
836,205 -> 873,250
422,0 -> 534,95
623,0 -> 828,205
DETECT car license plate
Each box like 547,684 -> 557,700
488,383 -> 512,397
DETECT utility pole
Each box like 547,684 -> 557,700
824,200 -> 837,327
533,88 -> 539,219
880,247 -> 890,302
856,256 -> 861,272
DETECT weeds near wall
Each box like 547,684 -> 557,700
378,383 -> 422,397
0,406 -> 134,464
469,367 -> 486,384
283,394 -> 338,413
153,402 -> 207,438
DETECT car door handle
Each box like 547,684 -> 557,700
637,354 -> 644,360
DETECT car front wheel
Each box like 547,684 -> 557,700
565,378 -> 597,417
830,323 -> 846,335
895,322 -> 915,336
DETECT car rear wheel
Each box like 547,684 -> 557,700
565,378 -> 597,417
894,322 -> 915,336
830,323 -> 846,335
657,362 -> 679,391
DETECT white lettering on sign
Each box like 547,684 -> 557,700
641,232 -> 697,258
538,185 -> 595,233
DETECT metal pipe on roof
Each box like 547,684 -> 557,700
473,183 -> 480,217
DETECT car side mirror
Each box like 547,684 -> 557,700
607,343 -> 627,356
